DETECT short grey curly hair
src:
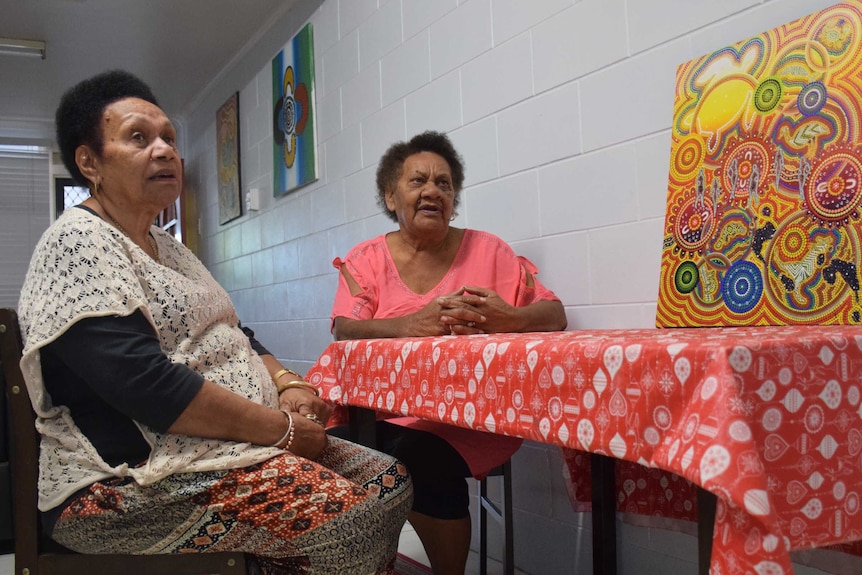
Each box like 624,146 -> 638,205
375,131 -> 465,222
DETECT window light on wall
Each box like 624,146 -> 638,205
0,38 -> 46,59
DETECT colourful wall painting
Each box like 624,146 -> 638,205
657,1 -> 862,326
272,23 -> 317,196
216,92 -> 242,224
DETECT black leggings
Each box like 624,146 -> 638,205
328,421 -> 471,519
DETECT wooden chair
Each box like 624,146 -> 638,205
0,307 -> 250,575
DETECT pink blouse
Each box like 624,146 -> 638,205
330,229 -> 562,478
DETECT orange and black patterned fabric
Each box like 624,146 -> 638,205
51,437 -> 412,575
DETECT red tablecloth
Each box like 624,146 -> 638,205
306,327 -> 862,574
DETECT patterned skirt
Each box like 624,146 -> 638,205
50,436 -> 413,575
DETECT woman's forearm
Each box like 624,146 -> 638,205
512,299 -> 568,333
332,315 -> 413,340
167,380 -> 287,446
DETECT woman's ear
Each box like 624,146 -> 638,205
75,145 -> 98,184
384,187 -> 396,211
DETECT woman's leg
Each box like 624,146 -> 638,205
376,422 -> 472,575
49,438 -> 412,575
406,512 -> 471,575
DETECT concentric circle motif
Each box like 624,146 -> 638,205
273,67 -> 311,170
682,414 -> 700,442
804,404 -> 825,434
721,260 -> 763,314
753,77 -> 783,113
672,196 -> 715,253
583,390 -> 596,410
674,261 -> 699,294
548,397 -> 563,421
719,136 -> 775,203
670,135 -> 706,182
775,225 -> 809,260
281,96 -> 297,133
653,406 -> 672,430
805,144 -> 862,225
512,389 -> 524,410
798,81 -> 827,116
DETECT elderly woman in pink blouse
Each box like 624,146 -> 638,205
329,131 -> 567,575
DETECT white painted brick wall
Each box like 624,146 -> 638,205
406,69 -> 461,135
429,0 -> 493,79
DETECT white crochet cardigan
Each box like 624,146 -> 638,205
18,207 -> 283,511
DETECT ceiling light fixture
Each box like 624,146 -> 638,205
0,38 -> 46,59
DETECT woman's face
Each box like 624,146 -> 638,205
385,151 -> 456,238
84,97 -> 182,214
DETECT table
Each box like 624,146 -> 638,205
305,327 -> 862,574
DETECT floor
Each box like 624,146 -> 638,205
398,521 -> 525,575
4,534 -> 859,575
0,526 -> 511,575
397,521 -> 432,568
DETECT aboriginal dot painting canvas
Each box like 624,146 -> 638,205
656,1 -> 862,327
272,23 -> 317,196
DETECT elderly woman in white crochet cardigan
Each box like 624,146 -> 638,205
17,69 -> 412,575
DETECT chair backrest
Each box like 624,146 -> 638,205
0,307 -> 42,570
0,315 -> 13,545
0,308 -> 250,575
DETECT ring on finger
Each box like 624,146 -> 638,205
305,413 -> 324,426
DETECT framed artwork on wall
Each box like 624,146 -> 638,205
216,92 -> 242,224
272,22 -> 317,196
656,1 -> 862,327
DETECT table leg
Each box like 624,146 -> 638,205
347,406 -> 378,448
591,454 -> 617,575
697,487 -> 717,575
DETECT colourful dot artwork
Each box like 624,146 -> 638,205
657,1 -> 862,326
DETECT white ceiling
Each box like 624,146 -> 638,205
0,0 -> 298,139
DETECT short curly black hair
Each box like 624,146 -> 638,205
55,70 -> 159,187
375,131 -> 465,222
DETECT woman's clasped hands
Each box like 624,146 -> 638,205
436,285 -> 517,336
277,387 -> 332,459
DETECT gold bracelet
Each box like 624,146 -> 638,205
272,368 -> 304,383
276,379 -> 320,396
